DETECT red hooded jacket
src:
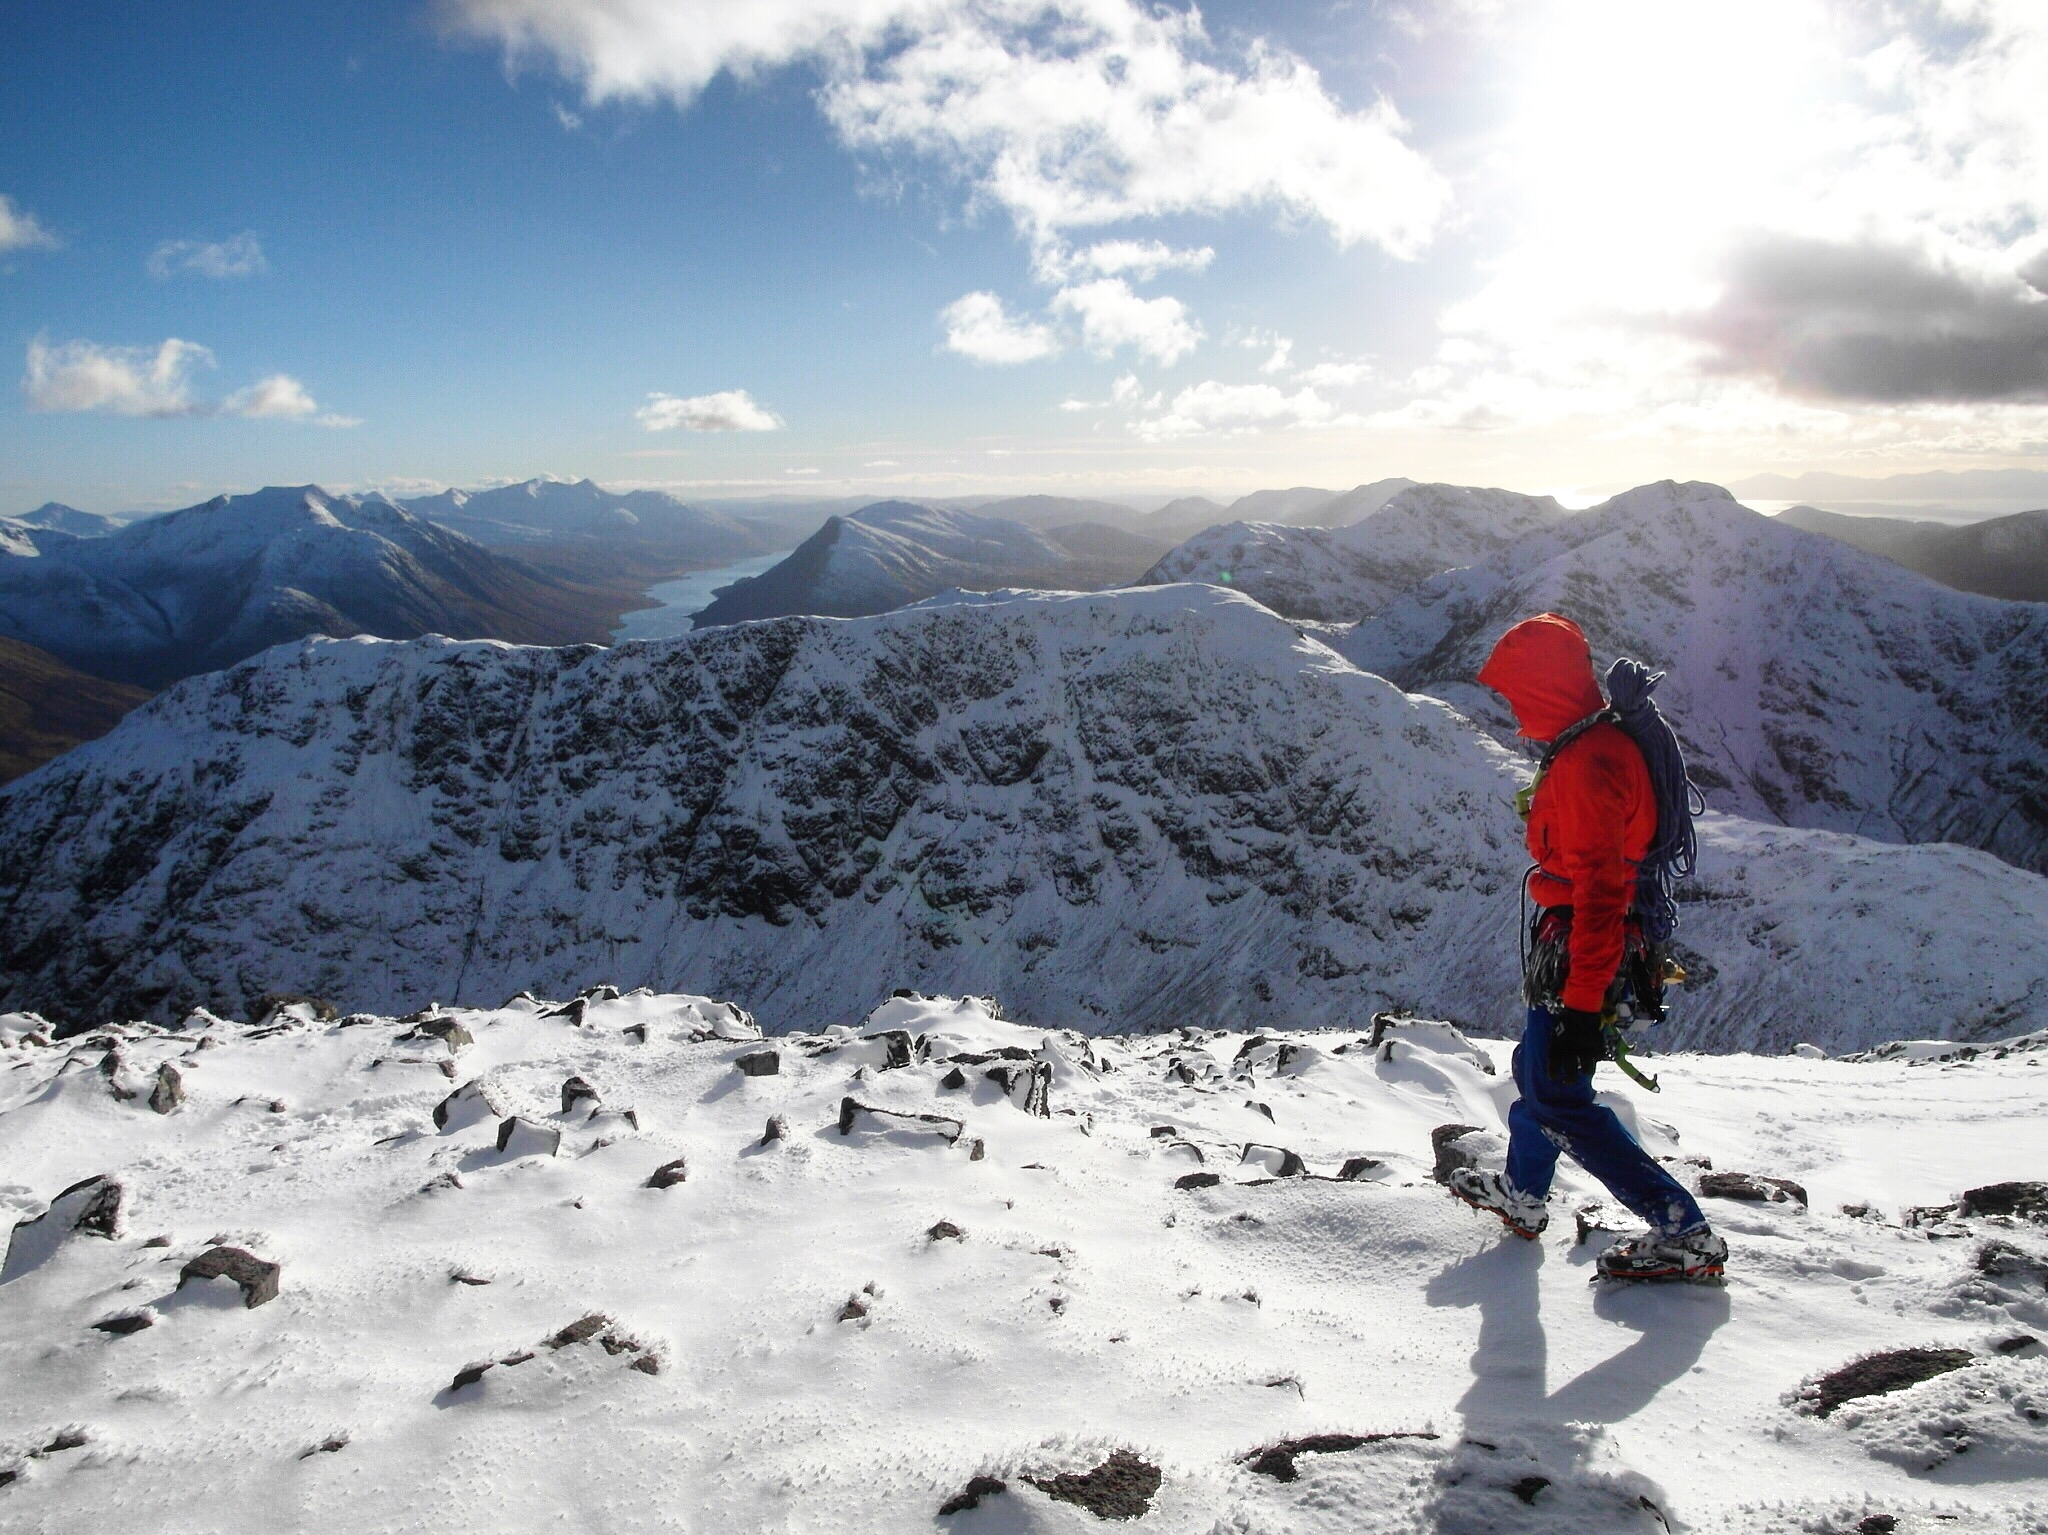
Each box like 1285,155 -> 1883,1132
1477,614 -> 1655,1013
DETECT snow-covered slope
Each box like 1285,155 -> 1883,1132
1320,477 -> 1420,526
0,486 -> 603,688
1141,484 -> 1570,622
405,477 -> 765,561
692,501 -> 1096,626
1340,482 -> 2048,877
3,991 -> 2045,1533
2,585 -> 2043,1051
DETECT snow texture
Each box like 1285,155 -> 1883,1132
2,991 -> 2044,1531
0,584 -> 2043,1052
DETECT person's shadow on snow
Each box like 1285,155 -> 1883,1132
1424,1237 -> 1730,1426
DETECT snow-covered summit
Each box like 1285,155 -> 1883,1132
1140,483 -> 1570,622
404,477 -> 763,560
3,988 -> 2044,1531
1340,479 -> 2048,875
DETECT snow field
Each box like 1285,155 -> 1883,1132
2,992 -> 2045,1533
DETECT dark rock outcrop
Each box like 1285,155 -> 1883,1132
3,1175 -> 123,1284
1806,1347 -> 1973,1417
178,1245 -> 281,1308
1025,1449 -> 1162,1521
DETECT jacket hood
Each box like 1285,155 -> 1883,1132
1476,612 -> 1606,742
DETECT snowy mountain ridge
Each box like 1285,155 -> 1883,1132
1339,480 -> 2048,876
2,584 -> 2043,1052
403,477 -> 765,561
1141,484 -> 1571,622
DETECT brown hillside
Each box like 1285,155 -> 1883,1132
0,637 -> 152,785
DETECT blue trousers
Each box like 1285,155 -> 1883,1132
1506,1007 -> 1706,1236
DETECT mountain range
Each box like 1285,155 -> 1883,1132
1775,504 -> 2048,603
0,485 -> 618,689
402,477 -> 768,564
690,501 -> 1168,627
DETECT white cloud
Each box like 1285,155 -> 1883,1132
449,0 -> 1447,255
1038,238 -> 1215,284
223,373 -> 318,419
1295,360 -> 1369,388
1127,378 -> 1350,440
635,388 -> 784,431
24,337 -> 212,417
864,457 -> 900,466
24,337 -> 350,424
147,232 -> 267,280
0,194 -> 58,255
1057,398 -> 1093,411
1260,339 -> 1293,375
940,290 -> 1060,364
552,100 -> 583,130
1051,278 -> 1202,365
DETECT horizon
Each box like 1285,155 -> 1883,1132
7,3 -> 2048,514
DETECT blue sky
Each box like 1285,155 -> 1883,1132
6,1 -> 2048,514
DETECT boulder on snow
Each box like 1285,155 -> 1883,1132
836,1097 -> 966,1146
546,1313 -> 611,1349
1960,1182 -> 2048,1223
1025,1449 -> 1162,1521
1699,1171 -> 1808,1208
1240,1143 -> 1307,1179
927,1220 -> 965,1242
148,1062 -> 184,1114
985,1061 -> 1051,1116
495,1117 -> 562,1158
1335,1156 -> 1384,1181
433,1079 -> 505,1132
1803,1347 -> 1974,1417
251,992 -> 338,1026
400,1016 -> 474,1051
1431,1124 -> 1487,1184
938,1475 -> 1008,1516
91,1310 -> 155,1336
1175,1172 -> 1222,1190
762,1115 -> 788,1144
645,1158 -> 688,1189
2,1174 -> 123,1284
178,1245 -> 281,1308
1243,1431 -> 1440,1482
735,1050 -> 780,1078
561,1075 -> 601,1114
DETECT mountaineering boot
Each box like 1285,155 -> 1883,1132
1448,1166 -> 1550,1239
1595,1225 -> 1728,1282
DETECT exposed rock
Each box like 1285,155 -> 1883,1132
838,1294 -> 870,1323
3,1174 -> 124,1284
177,1245 -> 281,1308
646,1159 -> 689,1189
736,1050 -> 780,1078
1805,1347 -> 1974,1417
297,1435 -> 349,1459
1246,1100 -> 1275,1122
1994,1334 -> 2040,1355
1960,1181 -> 2048,1222
762,1116 -> 788,1144
1699,1171 -> 1808,1207
939,1475 -> 1008,1516
450,1270 -> 492,1286
1975,1240 -> 2048,1285
1856,1517 -> 1897,1535
1241,1432 -> 1439,1482
400,1016 -> 473,1051
837,1097 -> 966,1146
1239,1144 -> 1307,1178
148,1062 -> 184,1114
37,1430 -> 89,1455
496,1117 -> 562,1158
90,1311 -> 154,1336
561,1075 -> 600,1114
419,1172 -> 464,1194
927,1220 -> 965,1242
547,1313 -> 611,1349
870,1029 -> 920,1069
1335,1157 -> 1384,1181
629,1353 -> 660,1375
253,993 -> 338,1025
985,1061 -> 1051,1116
1025,1449 -> 1162,1521
1148,1125 -> 1177,1139
450,1350 -> 537,1391
1511,1475 -> 1551,1504
432,1079 -> 505,1133
1431,1124 -> 1486,1185
939,1067 -> 967,1090
1175,1172 -> 1221,1191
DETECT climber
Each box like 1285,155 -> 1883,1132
1448,612 -> 1727,1283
